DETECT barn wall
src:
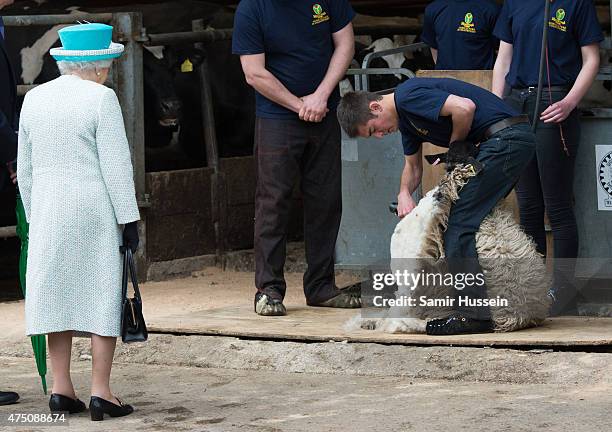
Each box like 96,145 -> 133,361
146,167 -> 216,261
145,156 -> 304,265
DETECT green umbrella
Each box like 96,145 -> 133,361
15,193 -> 47,395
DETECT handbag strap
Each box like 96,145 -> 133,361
121,245 -> 130,302
126,248 -> 142,301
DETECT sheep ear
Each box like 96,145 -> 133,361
424,152 -> 447,165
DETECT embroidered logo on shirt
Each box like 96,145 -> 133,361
312,3 -> 330,26
408,119 -> 429,137
457,12 -> 476,33
549,8 -> 567,32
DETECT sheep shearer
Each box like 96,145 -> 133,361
337,78 -> 536,335
233,1 -> 361,316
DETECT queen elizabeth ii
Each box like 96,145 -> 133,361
17,23 -> 140,421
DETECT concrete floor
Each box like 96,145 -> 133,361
1,268 -> 611,431
1,344 -> 611,432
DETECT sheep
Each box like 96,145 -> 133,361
346,159 -> 551,334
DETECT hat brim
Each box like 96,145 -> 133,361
50,42 -> 124,62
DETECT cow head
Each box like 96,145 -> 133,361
143,46 -> 182,128
143,45 -> 207,129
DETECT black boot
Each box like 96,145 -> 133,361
0,391 -> 19,406
426,314 -> 494,335
49,393 -> 86,413
89,396 -> 134,421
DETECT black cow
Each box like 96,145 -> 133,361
142,42 -> 255,171
3,1 -> 255,172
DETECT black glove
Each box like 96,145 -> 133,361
445,140 -> 483,174
447,140 -> 479,162
123,221 -> 139,253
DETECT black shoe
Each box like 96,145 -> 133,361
49,393 -> 86,413
0,391 -> 19,406
426,314 -> 494,335
254,292 -> 287,316
89,396 -> 134,421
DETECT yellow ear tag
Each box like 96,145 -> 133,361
181,59 -> 194,73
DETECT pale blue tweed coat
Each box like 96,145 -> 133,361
17,74 -> 140,337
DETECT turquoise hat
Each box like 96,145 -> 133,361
50,23 -> 124,62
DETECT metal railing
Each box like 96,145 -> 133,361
358,42 -> 426,91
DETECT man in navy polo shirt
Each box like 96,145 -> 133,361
422,0 -> 500,70
233,1 -> 360,316
337,78 -> 536,334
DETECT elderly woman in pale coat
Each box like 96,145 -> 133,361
17,23 -> 139,421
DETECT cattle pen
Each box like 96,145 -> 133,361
0,9 -> 433,283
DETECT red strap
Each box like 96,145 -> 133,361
544,45 -> 570,156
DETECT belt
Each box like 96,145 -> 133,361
513,85 -> 571,93
481,115 -> 530,141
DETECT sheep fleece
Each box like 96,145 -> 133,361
348,165 -> 551,334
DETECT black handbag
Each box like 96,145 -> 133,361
120,246 -> 148,343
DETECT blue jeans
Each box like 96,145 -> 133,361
443,123 -> 536,320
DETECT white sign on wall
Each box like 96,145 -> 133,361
596,145 -> 612,211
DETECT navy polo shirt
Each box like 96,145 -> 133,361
232,0 -> 355,119
494,0 -> 604,88
422,0 -> 500,70
395,78 -> 518,156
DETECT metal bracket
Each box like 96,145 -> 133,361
137,194 -> 152,208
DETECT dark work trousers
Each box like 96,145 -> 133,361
443,123 -> 536,320
254,114 -> 342,305
505,88 -> 580,314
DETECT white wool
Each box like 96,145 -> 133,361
347,166 -> 551,335
390,188 -> 439,260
